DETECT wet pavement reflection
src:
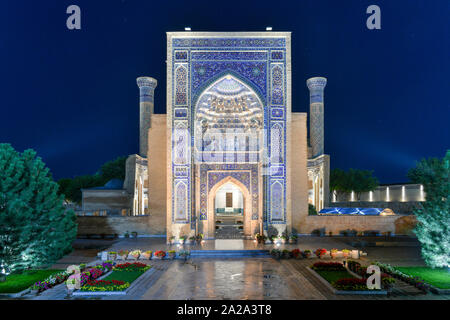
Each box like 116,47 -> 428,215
141,258 -> 325,300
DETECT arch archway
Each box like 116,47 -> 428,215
207,176 -> 253,239
193,74 -> 264,239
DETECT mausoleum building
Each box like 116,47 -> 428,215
81,31 -> 412,240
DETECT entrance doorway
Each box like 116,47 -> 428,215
214,182 -> 244,239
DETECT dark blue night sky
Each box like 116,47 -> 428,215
1,0 -> 449,183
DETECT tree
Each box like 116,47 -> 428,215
330,168 -> 351,201
99,156 -> 127,182
407,150 -> 450,268
58,174 -> 103,204
348,169 -> 379,201
308,204 -> 318,215
0,144 -> 77,275
330,168 -> 378,201
57,156 -> 127,204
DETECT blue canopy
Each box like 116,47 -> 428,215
318,207 -> 386,216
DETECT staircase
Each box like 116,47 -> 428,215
215,216 -> 244,239
190,249 -> 271,258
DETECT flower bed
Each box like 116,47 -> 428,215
78,262 -> 150,293
308,261 -> 391,294
63,262 -> 114,291
333,278 -> 370,291
347,260 -> 395,289
112,262 -> 150,272
80,279 -> 129,292
375,262 -> 449,293
311,262 -> 347,272
0,270 -> 64,294
31,270 -> 72,293
311,262 -> 357,287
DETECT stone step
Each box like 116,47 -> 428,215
190,249 -> 271,258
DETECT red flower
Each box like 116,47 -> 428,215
154,250 -> 166,257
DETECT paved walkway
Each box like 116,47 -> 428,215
24,257 -> 450,300
140,258 -> 326,300
16,237 -> 449,300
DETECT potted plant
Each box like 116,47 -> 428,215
302,250 -> 312,258
131,231 -> 138,238
141,250 -> 152,260
108,251 -> 117,260
178,250 -> 190,260
289,234 -> 298,244
169,236 -> 175,245
118,250 -> 128,260
342,249 -> 351,258
179,236 -> 186,244
255,233 -> 266,244
196,233 -> 203,244
382,275 -> 396,292
279,235 -> 287,244
154,250 -> 166,260
270,235 -> 277,244
270,249 -> 281,259
168,250 -> 176,259
315,248 -> 327,259
282,249 -> 291,259
330,248 -> 338,259
128,250 -> 141,261
188,236 -> 196,245
291,249 -> 302,259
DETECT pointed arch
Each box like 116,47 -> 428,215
192,70 -> 266,108
207,175 -> 253,238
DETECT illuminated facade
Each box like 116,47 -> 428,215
82,31 -> 331,239
161,32 -> 328,240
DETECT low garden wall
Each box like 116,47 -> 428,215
76,215 -> 165,237
300,214 -> 416,236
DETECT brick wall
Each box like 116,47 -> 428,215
300,215 -> 411,235
76,215 -> 165,236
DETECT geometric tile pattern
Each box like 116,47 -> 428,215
169,33 -> 288,229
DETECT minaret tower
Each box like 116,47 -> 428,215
306,77 -> 327,158
136,77 -> 157,157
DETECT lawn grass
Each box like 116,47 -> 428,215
0,269 -> 63,294
102,270 -> 144,284
315,270 -> 356,284
396,267 -> 450,289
